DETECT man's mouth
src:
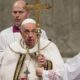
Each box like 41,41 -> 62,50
28,39 -> 32,42
16,19 -> 20,22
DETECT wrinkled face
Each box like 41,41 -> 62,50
20,23 -> 38,48
12,1 -> 29,26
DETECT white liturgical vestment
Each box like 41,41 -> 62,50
64,52 -> 80,80
0,38 -> 65,80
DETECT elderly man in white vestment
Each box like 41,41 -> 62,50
0,18 -> 65,80
0,0 -> 48,52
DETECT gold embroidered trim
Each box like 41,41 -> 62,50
13,54 -> 26,80
44,60 -> 53,70
9,39 -> 51,55
9,44 -> 25,54
20,39 -> 51,53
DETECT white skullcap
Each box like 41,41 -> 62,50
21,18 -> 36,26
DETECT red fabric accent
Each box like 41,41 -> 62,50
13,25 -> 20,32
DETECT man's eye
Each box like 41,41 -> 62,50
19,11 -> 24,13
25,30 -> 29,33
13,11 -> 17,14
13,11 -> 23,14
32,30 -> 37,33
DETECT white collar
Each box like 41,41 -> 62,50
9,38 -> 51,54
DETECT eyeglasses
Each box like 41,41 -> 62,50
22,29 -> 38,35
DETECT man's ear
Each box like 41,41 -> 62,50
20,30 -> 23,38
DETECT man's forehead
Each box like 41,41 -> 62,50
13,1 -> 26,10
13,6 -> 24,11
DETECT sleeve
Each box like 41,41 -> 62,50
0,50 -> 5,72
42,69 -> 65,80
42,42 -> 68,80
42,70 -> 63,80
42,70 -> 49,80
0,51 -> 4,65
65,52 -> 80,80
0,33 -> 7,51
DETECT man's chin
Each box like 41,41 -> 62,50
27,43 -> 32,46
15,23 -> 21,26
27,43 -> 34,48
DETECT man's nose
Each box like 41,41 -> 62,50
15,13 -> 20,17
29,32 -> 33,36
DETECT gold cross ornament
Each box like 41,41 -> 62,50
26,0 -> 52,23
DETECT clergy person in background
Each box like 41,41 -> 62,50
0,0 -> 48,52
0,18 -> 65,80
